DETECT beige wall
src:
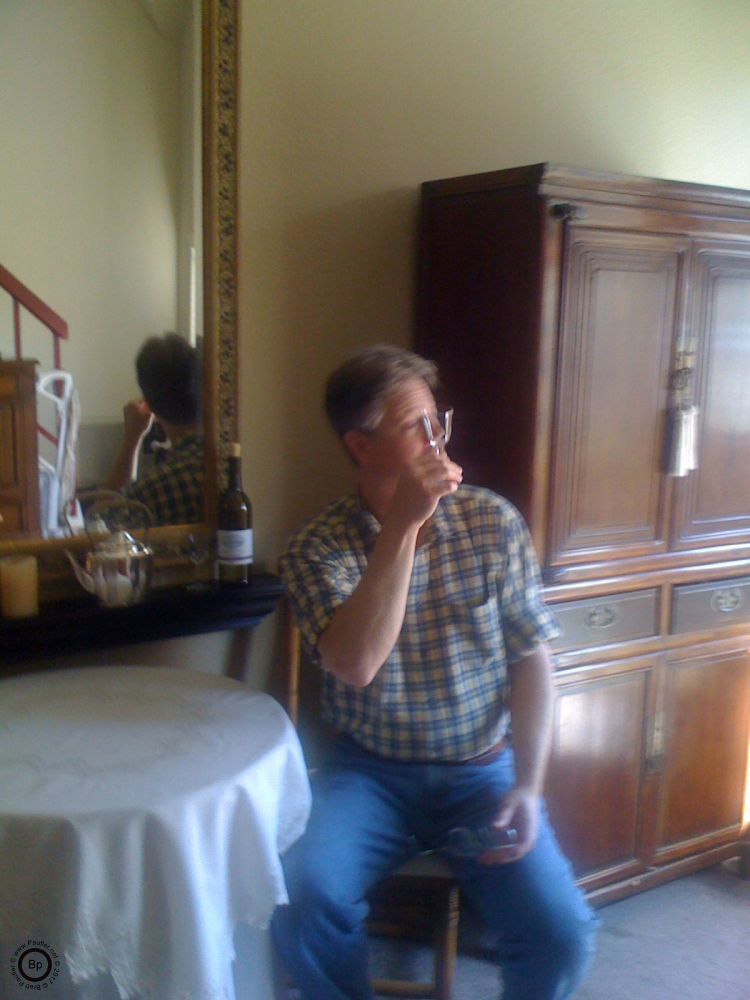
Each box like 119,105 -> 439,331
12,1 -> 750,686
0,0 -> 183,427
239,0 -> 750,594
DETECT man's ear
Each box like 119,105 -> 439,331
342,429 -> 370,467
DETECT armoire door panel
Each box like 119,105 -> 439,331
545,661 -> 656,879
672,245 -> 750,549
550,229 -> 684,566
655,645 -> 750,859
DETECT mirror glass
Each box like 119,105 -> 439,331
0,0 -> 204,533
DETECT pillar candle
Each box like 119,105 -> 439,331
0,554 -> 39,619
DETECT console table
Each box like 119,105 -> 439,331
0,573 -> 285,672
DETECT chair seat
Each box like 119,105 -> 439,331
395,853 -> 454,878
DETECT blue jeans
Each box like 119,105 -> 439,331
272,735 -> 597,1000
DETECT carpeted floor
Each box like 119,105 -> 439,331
369,859 -> 750,1000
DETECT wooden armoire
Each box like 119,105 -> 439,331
416,163 -> 750,903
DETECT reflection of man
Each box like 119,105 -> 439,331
272,345 -> 597,1000
104,333 -> 203,525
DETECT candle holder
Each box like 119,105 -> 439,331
0,554 -> 39,619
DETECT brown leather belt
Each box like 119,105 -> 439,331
334,732 -> 509,766
456,734 -> 509,766
413,734 -> 509,766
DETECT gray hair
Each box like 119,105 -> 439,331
324,343 -> 438,437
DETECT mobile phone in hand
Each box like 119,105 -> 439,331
441,825 -> 518,857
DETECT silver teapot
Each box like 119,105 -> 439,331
66,497 -> 153,607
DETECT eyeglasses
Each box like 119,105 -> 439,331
421,407 -> 453,454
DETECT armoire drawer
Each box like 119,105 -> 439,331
549,589 -> 659,652
671,577 -> 750,633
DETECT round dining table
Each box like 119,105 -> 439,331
0,666 -> 311,1000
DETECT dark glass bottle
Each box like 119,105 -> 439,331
216,442 -> 253,584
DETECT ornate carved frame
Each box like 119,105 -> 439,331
203,0 -> 239,517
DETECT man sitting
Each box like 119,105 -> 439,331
272,344 -> 598,1000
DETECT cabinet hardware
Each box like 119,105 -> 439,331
551,202 -> 586,221
710,588 -> 743,614
670,367 -> 693,392
645,710 -> 666,775
669,350 -> 696,392
584,605 -> 617,630
667,348 -> 699,477
667,403 -> 699,477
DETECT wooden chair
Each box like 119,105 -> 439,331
278,600 -> 460,1000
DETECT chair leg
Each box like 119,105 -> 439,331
370,879 -> 460,1000
433,881 -> 460,1000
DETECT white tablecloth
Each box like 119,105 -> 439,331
0,667 -> 311,1000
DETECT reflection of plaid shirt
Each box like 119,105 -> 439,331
281,485 -> 559,762
122,434 -> 203,526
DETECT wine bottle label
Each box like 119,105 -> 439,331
217,529 -> 254,563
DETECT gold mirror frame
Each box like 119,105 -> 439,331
0,0 -> 238,599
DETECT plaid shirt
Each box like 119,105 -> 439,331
122,433 -> 204,526
281,485 -> 559,762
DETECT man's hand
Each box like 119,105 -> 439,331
122,399 -> 153,447
388,450 -> 463,531
318,449 -> 461,687
478,786 -> 541,865
103,399 -> 154,491
477,645 -> 554,865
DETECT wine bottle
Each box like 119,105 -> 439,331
216,442 -> 253,584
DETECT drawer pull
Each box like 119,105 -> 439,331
584,605 -> 618,630
710,588 -> 744,614
550,589 -> 658,651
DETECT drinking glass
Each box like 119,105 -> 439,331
421,407 -> 454,454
